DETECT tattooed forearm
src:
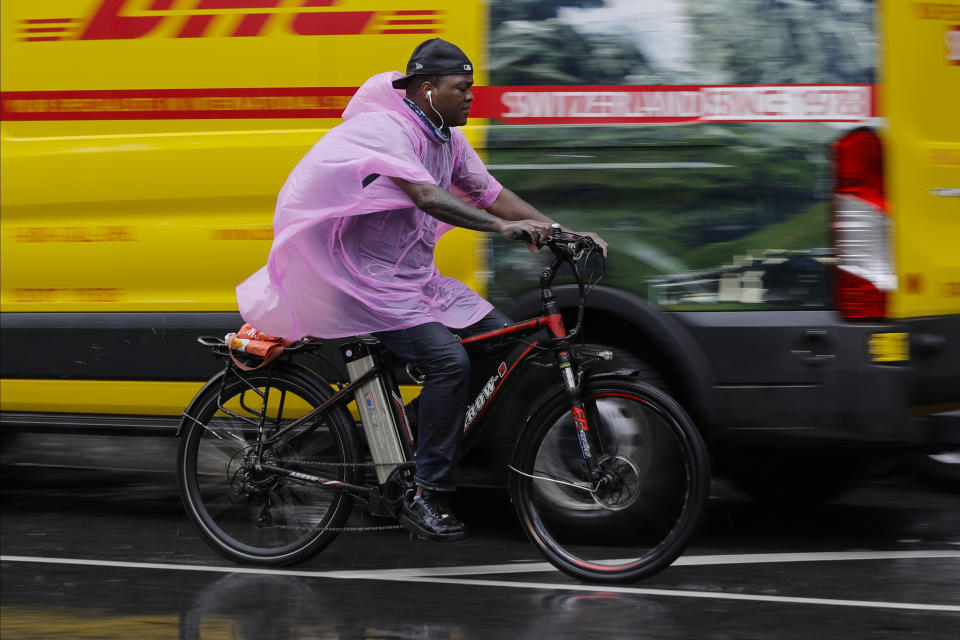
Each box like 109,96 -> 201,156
417,187 -> 502,232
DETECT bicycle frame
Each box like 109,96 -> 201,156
205,236 -> 607,512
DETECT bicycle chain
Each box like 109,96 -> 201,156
268,457 -> 412,533
285,523 -> 404,533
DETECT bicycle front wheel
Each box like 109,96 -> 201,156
510,377 -> 709,583
178,363 -> 361,565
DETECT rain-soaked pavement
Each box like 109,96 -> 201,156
1,434 -> 959,639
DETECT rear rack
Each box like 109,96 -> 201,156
196,335 -> 325,359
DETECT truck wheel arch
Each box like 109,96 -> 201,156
503,284 -> 715,424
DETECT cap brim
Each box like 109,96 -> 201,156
391,75 -> 414,89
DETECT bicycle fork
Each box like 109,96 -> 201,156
542,289 -> 607,485
556,348 -> 608,484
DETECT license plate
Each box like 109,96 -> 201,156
869,332 -> 909,363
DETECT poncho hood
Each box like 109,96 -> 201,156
343,71 -> 443,142
342,71 -> 408,121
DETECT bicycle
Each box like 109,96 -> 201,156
177,228 -> 710,583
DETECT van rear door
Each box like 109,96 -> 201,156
881,0 -> 960,319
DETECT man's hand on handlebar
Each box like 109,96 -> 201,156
501,220 -> 608,258
571,230 -> 608,257
499,220 -> 555,253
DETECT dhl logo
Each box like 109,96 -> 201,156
19,0 -> 444,42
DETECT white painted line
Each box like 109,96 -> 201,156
3,552 -> 959,613
321,550 -> 960,578
1,554 -> 285,577
677,549 -> 960,566
388,576 -> 960,613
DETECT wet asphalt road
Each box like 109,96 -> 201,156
1,435 -> 959,639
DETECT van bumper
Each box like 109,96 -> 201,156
676,311 -> 960,446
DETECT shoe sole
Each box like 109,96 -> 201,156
399,514 -> 467,542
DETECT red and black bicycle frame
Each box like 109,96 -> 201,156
458,273 -> 604,481
255,241 -> 606,499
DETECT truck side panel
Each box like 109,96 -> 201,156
1,0 -> 488,415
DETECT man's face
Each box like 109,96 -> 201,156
425,74 -> 474,127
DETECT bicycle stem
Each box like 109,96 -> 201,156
539,250 -> 588,343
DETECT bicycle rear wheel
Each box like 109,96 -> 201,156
510,377 -> 709,583
178,363 -> 361,565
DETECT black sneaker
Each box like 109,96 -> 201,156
400,490 -> 467,542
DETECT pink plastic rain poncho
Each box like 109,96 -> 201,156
236,71 -> 503,339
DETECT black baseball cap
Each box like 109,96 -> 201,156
392,38 -> 474,89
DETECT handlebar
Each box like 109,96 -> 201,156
512,226 -> 604,343
510,226 -> 597,260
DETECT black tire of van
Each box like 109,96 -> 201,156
575,343 -> 864,506
908,449 -> 960,491
714,445 -> 867,504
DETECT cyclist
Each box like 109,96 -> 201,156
237,38 -> 607,541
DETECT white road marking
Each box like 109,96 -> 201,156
321,550 -> 960,578
372,576 -> 960,612
2,551 -> 959,613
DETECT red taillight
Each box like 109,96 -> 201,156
832,128 -> 894,321
833,128 -> 886,212
834,267 -> 887,320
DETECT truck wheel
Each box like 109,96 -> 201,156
715,446 -> 866,504
908,449 -> 960,491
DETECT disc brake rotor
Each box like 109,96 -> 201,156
592,454 -> 643,510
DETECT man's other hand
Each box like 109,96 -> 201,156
498,220 -> 556,253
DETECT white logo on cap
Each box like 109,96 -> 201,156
464,64 -> 472,71
414,63 -> 424,70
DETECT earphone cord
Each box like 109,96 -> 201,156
427,93 -> 445,129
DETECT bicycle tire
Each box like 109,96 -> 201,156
178,363 -> 361,565
510,377 -> 709,583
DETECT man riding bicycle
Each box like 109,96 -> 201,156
237,38 -> 607,541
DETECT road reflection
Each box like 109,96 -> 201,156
182,574 -> 316,639
179,572 -> 690,640
181,573 -> 465,640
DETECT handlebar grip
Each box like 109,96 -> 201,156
511,228 -> 534,243
573,236 -> 595,253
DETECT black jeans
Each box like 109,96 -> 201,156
373,309 -> 512,492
